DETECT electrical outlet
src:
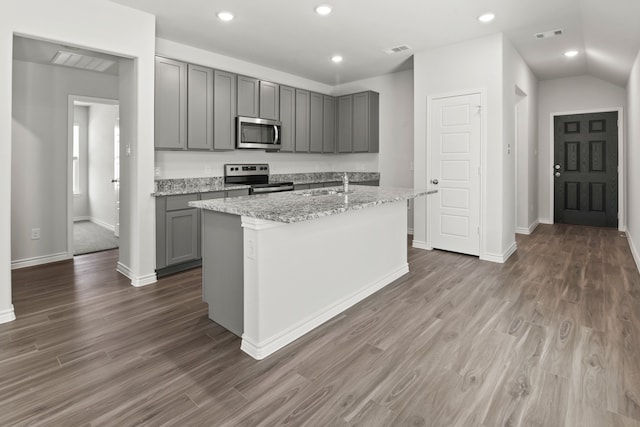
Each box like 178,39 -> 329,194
204,165 -> 212,175
154,167 -> 161,177
31,228 -> 40,240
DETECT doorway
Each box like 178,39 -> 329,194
553,111 -> 618,227
427,92 -> 481,256
70,98 -> 120,255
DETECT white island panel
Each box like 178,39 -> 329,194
240,201 -> 408,359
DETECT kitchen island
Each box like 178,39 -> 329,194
190,185 -> 429,359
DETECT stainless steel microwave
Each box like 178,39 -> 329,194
236,116 -> 282,150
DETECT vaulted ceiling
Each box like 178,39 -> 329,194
63,0 -> 640,87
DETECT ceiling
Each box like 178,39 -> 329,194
14,1 -> 640,87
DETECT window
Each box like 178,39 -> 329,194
73,123 -> 80,195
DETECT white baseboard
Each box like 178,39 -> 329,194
74,216 -> 90,222
481,241 -> 517,263
11,252 -> 72,270
516,220 -> 540,235
0,305 -> 16,324
538,218 -> 553,225
90,217 -> 115,232
117,262 -> 157,287
241,263 -> 409,360
412,240 -> 432,250
628,233 -> 640,274
407,227 -> 414,235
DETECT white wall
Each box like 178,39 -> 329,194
73,106 -> 90,220
503,38 -> 539,236
413,33 -> 510,261
88,104 -> 119,229
1,0 -> 156,323
537,75 -> 627,223
627,51 -> 640,270
11,60 -> 118,264
333,70 -> 414,229
154,38 -> 379,179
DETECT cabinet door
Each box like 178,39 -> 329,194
353,92 -> 370,153
337,95 -> 353,153
155,57 -> 187,150
309,92 -> 323,153
295,89 -> 310,152
279,85 -> 295,152
187,64 -> 213,150
166,209 -> 198,266
259,81 -> 280,120
323,96 -> 336,153
213,70 -> 237,150
237,75 -> 259,117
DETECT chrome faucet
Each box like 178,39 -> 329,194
342,172 -> 349,193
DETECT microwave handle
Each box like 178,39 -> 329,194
273,125 -> 279,144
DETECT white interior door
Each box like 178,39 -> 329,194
114,118 -> 120,238
429,93 -> 481,256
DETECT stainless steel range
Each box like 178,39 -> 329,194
224,164 -> 294,195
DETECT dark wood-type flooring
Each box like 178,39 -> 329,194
2,224 -> 640,426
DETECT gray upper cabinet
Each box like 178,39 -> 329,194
213,70 -> 237,150
323,96 -> 336,153
259,81 -> 279,120
353,91 -> 379,153
237,75 -> 259,118
155,57 -> 187,150
187,64 -> 214,150
309,92 -> 323,153
337,95 -> 353,153
337,91 -> 379,153
279,85 -> 295,152
295,89 -> 310,152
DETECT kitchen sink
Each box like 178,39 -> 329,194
297,188 -> 354,197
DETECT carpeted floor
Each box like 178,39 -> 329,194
73,220 -> 119,255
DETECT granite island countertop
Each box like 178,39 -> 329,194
189,185 -> 429,223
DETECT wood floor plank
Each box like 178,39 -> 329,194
1,224 -> 639,425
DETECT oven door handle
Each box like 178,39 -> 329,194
251,185 -> 294,194
273,125 -> 279,144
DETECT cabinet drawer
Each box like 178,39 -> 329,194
226,189 -> 249,198
200,191 -> 225,201
166,194 -> 198,211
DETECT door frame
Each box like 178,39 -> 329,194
425,88 -> 486,259
67,95 -> 119,257
548,107 -> 625,231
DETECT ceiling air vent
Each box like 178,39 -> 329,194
384,45 -> 412,54
534,29 -> 563,39
50,50 -> 116,72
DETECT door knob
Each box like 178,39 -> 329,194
431,179 -> 439,185
554,171 -> 561,178
554,164 -> 561,170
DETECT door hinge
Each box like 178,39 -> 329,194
478,167 -> 481,176
477,227 -> 480,235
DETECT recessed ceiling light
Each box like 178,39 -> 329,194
315,5 -> 333,16
478,13 -> 495,23
331,55 -> 343,63
217,11 -> 234,21
564,50 -> 579,58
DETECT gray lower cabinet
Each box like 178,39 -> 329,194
295,89 -> 310,152
155,57 -> 187,150
237,75 -> 259,118
337,95 -> 353,153
187,64 -> 214,150
156,189 -> 249,276
214,70 -> 237,150
310,92 -> 324,153
259,81 -> 279,120
279,85 -> 295,152
323,96 -> 336,153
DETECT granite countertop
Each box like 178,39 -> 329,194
152,172 -> 380,196
189,185 -> 428,223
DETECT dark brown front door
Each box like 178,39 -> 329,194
554,112 -> 618,227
